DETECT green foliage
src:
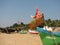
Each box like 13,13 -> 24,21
12,22 -> 25,28
24,24 -> 29,30
44,19 -> 60,27
11,22 -> 29,31
13,23 -> 19,27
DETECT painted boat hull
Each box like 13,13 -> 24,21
36,27 -> 60,45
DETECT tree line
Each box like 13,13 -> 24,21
11,19 -> 60,29
44,19 -> 60,27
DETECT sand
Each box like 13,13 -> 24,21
54,27 -> 60,32
0,33 -> 43,45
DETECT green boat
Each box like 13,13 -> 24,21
37,27 -> 60,45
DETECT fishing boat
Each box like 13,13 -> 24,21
37,27 -> 60,45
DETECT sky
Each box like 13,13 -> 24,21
0,0 -> 60,27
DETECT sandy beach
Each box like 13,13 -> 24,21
0,33 -> 43,45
